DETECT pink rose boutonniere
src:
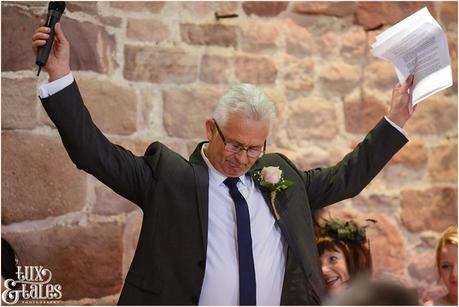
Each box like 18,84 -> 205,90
257,166 -> 293,220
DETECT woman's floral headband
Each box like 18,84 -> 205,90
320,219 -> 376,245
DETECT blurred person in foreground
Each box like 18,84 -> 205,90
31,17 -> 416,305
325,276 -> 419,305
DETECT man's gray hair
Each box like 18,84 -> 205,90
213,83 -> 276,125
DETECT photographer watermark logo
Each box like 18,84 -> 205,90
2,266 -> 62,305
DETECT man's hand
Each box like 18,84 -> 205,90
387,75 -> 415,128
32,19 -> 70,81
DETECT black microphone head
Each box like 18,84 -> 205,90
49,1 -> 66,13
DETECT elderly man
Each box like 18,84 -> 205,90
32,21 -> 414,305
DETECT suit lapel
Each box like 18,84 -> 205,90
190,142 -> 210,252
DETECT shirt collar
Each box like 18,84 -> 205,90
200,144 -> 250,187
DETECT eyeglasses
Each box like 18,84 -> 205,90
213,119 -> 266,158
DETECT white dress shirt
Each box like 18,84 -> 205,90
198,145 -> 287,305
38,72 -> 74,98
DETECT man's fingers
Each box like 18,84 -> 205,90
32,40 -> 48,55
54,23 -> 68,44
32,32 -> 50,41
32,40 -> 48,48
407,74 -> 414,85
34,26 -> 50,35
400,74 -> 415,92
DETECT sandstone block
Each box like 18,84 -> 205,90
109,1 -> 164,13
343,89 -> 388,134
138,88 -> 161,132
262,87 -> 288,122
354,2 -> 435,30
93,183 -> 138,216
242,2 -> 288,17
440,2 -> 458,32
283,146 -> 342,171
352,191 -> 399,208
101,16 -> 123,28
284,58 -> 315,100
404,95 -> 457,135
1,6 -> 39,71
3,221 -> 125,300
286,96 -> 338,140
365,214 -> 406,277
428,142 -> 458,181
181,2 -> 238,17
234,55 -> 277,84
4,2 -> 45,8
62,79 -> 138,135
108,137 -> 149,157
407,252 -> 437,284
61,19 -> 116,74
318,32 -> 339,57
1,78 -> 37,129
285,21 -> 318,58
341,27 -> 367,59
319,61 -> 361,95
401,187 -> 458,232
389,141 -> 428,169
163,87 -> 223,139
180,23 -> 237,48
127,18 -> 170,42
199,54 -> 231,84
364,60 -> 398,91
110,136 -> 184,158
124,46 -> 198,83
2,131 -> 86,224
66,2 -> 98,14
292,2 -> 356,17
240,22 -> 279,53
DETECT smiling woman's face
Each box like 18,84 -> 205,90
320,247 -> 350,295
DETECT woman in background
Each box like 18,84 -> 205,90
433,225 -> 457,306
316,219 -> 373,296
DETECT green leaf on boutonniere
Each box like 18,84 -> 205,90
273,179 -> 294,192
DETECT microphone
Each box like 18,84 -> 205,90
35,1 -> 66,76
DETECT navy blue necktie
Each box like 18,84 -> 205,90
224,177 -> 256,306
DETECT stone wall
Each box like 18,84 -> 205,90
1,1 -> 457,304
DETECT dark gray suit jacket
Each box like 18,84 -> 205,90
41,81 -> 408,305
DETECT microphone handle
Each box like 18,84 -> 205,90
35,10 -> 62,67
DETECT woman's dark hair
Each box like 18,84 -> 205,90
317,219 -> 373,279
317,236 -> 372,278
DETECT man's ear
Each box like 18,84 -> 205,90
205,118 -> 215,141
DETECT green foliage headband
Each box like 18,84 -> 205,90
320,219 -> 376,245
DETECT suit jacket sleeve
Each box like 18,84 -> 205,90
303,118 -> 408,209
40,80 -> 153,209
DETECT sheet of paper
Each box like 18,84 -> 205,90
370,7 -> 452,106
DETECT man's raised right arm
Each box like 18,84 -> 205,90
32,20 -> 154,208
